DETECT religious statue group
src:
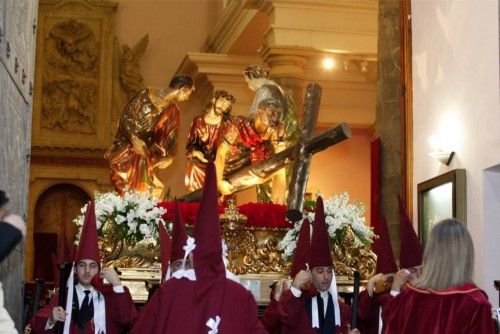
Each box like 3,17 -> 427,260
105,64 -> 298,203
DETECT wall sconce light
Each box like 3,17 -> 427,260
429,150 -> 455,166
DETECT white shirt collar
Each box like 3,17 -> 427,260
75,283 -> 95,307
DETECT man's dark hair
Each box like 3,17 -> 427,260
169,74 -> 194,90
0,190 -> 8,207
214,90 -> 236,104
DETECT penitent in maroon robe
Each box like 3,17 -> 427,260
277,289 -> 352,334
384,283 -> 495,334
130,277 -> 267,334
33,287 -> 137,334
262,293 -> 281,334
356,289 -> 394,334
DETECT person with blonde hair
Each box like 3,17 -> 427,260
385,218 -> 495,333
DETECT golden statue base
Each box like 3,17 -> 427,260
99,201 -> 375,303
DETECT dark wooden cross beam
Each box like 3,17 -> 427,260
180,83 -> 351,203
285,83 -> 351,219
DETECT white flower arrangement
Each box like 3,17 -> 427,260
73,190 -> 167,245
278,192 -> 375,259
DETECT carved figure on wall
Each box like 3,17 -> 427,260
215,97 -> 288,203
242,65 -> 298,202
111,35 -> 149,123
41,79 -> 97,133
185,90 -> 236,192
41,19 -> 99,133
120,35 -> 148,98
105,74 -> 194,198
44,19 -> 99,77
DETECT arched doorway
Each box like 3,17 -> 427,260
32,184 -> 89,281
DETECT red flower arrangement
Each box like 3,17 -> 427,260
158,201 -> 291,229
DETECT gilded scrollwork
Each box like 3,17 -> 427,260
222,227 -> 290,275
99,219 -> 160,268
331,227 -> 377,280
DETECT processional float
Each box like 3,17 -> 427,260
98,83 -> 376,303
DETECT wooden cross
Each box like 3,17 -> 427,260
285,83 -> 351,216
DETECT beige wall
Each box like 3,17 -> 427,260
114,0 -> 211,88
411,0 -> 500,301
308,128 -> 372,225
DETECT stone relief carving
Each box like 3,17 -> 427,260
41,79 -> 97,133
45,19 -> 98,76
41,19 -> 99,133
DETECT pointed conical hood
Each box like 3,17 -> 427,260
170,200 -> 188,262
159,222 -> 171,279
373,215 -> 398,273
309,197 -> 333,268
74,200 -> 100,263
398,196 -> 423,268
193,162 -> 224,280
192,162 -> 226,333
290,219 -> 311,277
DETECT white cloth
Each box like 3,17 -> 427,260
290,286 -> 302,298
181,237 -> 196,270
171,268 -> 197,281
0,282 -> 18,334
328,269 -> 341,326
311,296 -> 320,329
378,307 -> 383,334
206,315 -> 221,334
390,290 -> 400,297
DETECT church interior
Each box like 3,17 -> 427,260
0,0 -> 499,332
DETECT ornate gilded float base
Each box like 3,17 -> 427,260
223,227 -> 290,275
97,205 -> 376,301
331,227 -> 377,280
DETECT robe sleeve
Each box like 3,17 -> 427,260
104,286 -> 137,331
32,293 -> 59,333
357,289 -> 378,324
0,223 -> 22,262
244,290 -> 268,334
129,287 -> 162,334
379,292 -> 395,328
463,291 -> 496,333
338,299 -> 352,334
276,289 -> 305,327
261,298 -> 281,334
